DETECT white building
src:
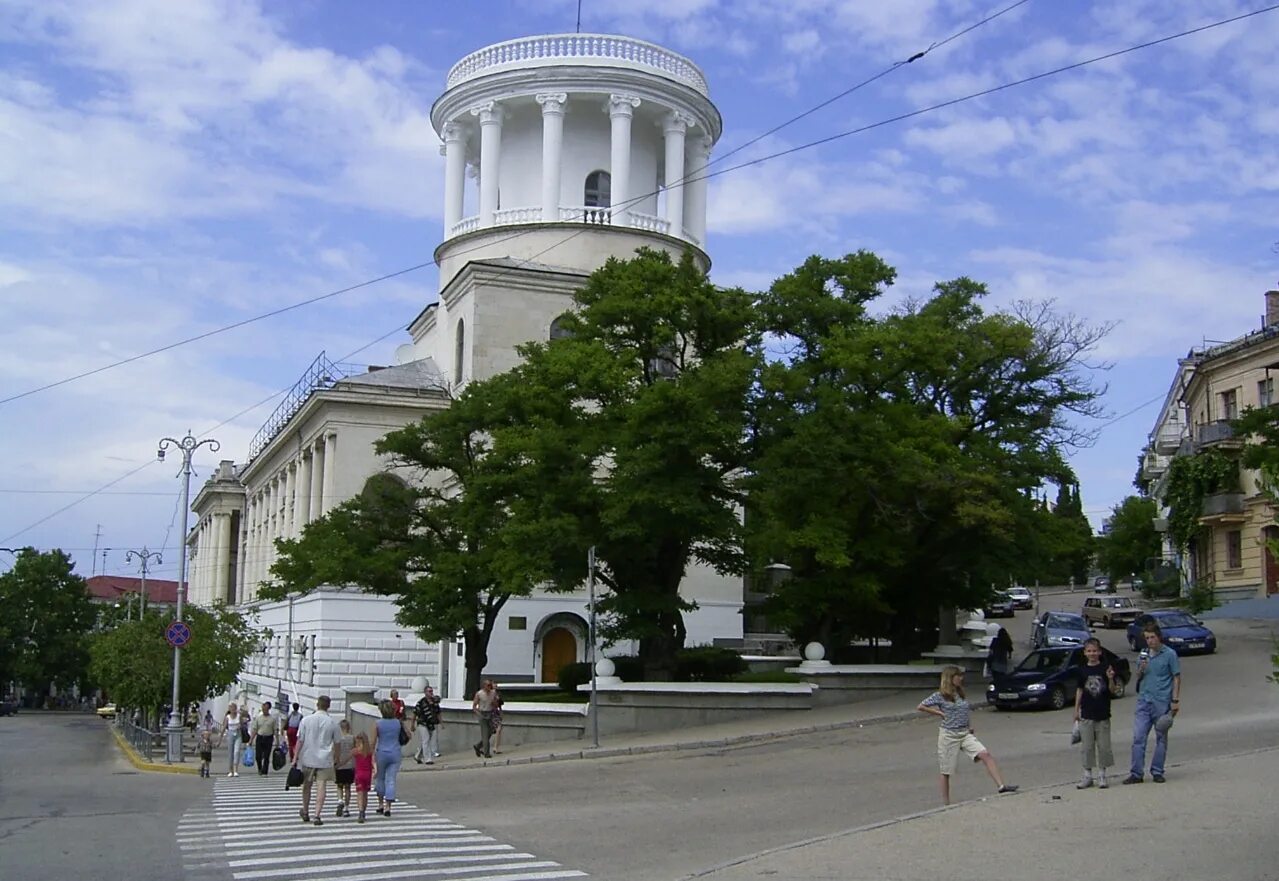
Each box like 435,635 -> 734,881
188,33 -> 743,712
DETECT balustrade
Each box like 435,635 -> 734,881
446,34 -> 709,96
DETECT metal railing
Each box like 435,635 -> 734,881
118,716 -> 162,761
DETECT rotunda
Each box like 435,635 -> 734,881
431,33 -> 721,286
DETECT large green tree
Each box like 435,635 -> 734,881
0,548 -> 96,697
476,248 -> 758,679
1096,495 -> 1161,584
746,254 -> 1106,658
269,388 -> 548,698
89,603 -> 262,719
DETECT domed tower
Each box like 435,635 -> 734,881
404,33 -> 722,386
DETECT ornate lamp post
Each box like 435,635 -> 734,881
157,431 -> 219,763
124,547 -> 162,617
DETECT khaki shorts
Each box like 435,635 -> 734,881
937,728 -> 986,775
301,766 -> 335,784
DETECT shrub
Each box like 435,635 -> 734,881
556,662 -> 592,694
674,645 -> 748,681
607,654 -> 644,682
730,670 -> 801,683
1186,580 -> 1218,614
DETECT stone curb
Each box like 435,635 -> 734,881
409,704 -> 954,773
109,723 -> 199,775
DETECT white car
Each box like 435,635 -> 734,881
1006,586 -> 1033,609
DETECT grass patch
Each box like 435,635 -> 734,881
500,690 -> 588,704
729,670 -> 801,683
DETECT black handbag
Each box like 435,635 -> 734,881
272,743 -> 288,770
285,764 -> 304,789
397,722 -> 411,746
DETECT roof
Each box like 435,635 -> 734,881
85,575 -> 179,605
335,358 -> 445,391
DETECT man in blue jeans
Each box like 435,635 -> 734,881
1123,622 -> 1181,784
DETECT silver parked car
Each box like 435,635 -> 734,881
1082,595 -> 1141,629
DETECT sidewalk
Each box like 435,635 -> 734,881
399,689 -> 937,772
686,745 -> 1279,881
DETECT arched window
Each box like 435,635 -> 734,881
549,314 -> 575,341
454,318 -> 466,385
584,171 -> 611,208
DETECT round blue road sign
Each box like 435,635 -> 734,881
166,620 -> 192,648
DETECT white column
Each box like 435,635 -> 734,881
685,135 -> 711,246
296,451 -> 313,530
310,439 -> 325,521
662,111 -> 692,235
608,95 -> 641,223
282,463 -> 295,541
235,512 -> 248,604
471,102 -> 504,228
441,121 -> 467,235
536,93 -> 567,223
215,512 -> 232,605
321,433 -> 338,515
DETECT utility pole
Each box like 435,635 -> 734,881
588,545 -> 598,749
157,431 -> 220,763
91,524 -> 102,574
124,547 -> 163,618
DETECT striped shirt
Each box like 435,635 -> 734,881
921,691 -> 972,730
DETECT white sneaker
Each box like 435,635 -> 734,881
1097,772 -> 1108,789
1077,774 -> 1094,789
227,772 -> 234,778
232,771 -> 239,777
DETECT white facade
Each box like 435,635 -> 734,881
189,33 -> 741,708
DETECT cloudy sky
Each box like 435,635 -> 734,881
2,0 -> 1277,581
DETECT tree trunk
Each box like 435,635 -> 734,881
462,625 -> 489,700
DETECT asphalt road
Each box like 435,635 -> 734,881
1,609 -> 1273,881
0,711 -> 207,881
394,614 -> 1279,881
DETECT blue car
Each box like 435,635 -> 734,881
1126,610 -> 1217,654
987,645 -> 1132,711
1028,610 -> 1092,650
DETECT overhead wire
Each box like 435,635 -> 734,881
0,0 -> 1037,410
4,4 -> 1271,540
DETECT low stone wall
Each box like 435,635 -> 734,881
787,665 -> 947,707
349,696 -> 588,755
578,682 -> 815,736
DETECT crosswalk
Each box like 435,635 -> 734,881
177,775 -> 588,881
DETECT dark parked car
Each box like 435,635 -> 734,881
987,645 -> 1132,711
0,696 -> 18,717
1082,595 -> 1141,629
1127,610 -> 1217,654
1029,611 -> 1092,650
1092,576 -> 1114,594
983,591 -> 1015,619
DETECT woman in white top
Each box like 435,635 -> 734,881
223,702 -> 242,777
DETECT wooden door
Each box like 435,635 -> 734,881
540,627 -> 577,683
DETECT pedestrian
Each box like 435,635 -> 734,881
413,686 -> 442,764
388,689 -> 405,720
491,684 -> 505,754
201,709 -> 216,734
197,728 -> 214,778
986,627 -> 1014,678
472,679 -> 498,758
1073,637 -> 1118,789
286,702 -> 303,760
917,665 -> 1018,805
252,701 -> 279,776
371,699 -> 404,817
334,719 -> 355,817
237,707 -> 252,770
352,732 -> 373,824
223,702 -> 242,777
295,695 -> 340,826
1124,621 -> 1181,785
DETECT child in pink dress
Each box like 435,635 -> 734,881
352,733 -> 373,824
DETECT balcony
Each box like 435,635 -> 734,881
1200,491 -> 1246,524
450,206 -> 673,238
1141,450 -> 1168,481
1152,423 -> 1185,454
1195,420 -> 1242,449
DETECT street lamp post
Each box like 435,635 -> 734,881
157,431 -> 219,763
124,547 -> 162,618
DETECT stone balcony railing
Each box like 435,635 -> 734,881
449,205 -> 674,238
1195,420 -> 1238,447
446,34 -> 710,96
1201,491 -> 1244,518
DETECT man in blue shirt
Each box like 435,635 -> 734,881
1123,622 -> 1181,784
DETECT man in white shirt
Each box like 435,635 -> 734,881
294,695 -> 341,825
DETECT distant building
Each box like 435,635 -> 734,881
85,574 -> 179,614
186,32 -> 742,714
1143,287 -> 1279,601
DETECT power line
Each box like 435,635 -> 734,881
0,0 -> 1032,411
